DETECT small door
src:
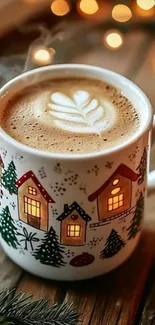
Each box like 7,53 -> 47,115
24,196 -> 41,229
27,215 -> 40,229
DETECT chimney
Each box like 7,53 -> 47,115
64,204 -> 68,212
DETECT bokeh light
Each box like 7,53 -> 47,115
136,0 -> 154,10
32,47 -> 55,65
104,30 -> 123,50
112,4 -> 132,22
51,0 -> 70,16
79,0 -> 99,15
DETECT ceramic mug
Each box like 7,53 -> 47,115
0,64 -> 155,281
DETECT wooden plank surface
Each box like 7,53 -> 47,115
57,232 -> 155,325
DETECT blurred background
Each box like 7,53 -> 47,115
0,0 -> 154,170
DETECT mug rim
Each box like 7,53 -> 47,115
0,64 -> 153,161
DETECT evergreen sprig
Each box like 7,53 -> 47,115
0,289 -> 79,325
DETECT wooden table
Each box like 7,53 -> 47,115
0,27 -> 155,325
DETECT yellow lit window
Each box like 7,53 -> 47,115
24,196 -> 40,217
108,194 -> 124,211
67,224 -> 81,237
28,186 -> 37,196
113,179 -> 119,185
111,187 -> 121,195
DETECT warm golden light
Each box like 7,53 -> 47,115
112,4 -> 132,22
111,187 -> 121,195
104,30 -> 123,50
51,0 -> 70,16
79,0 -> 99,15
32,47 -> 55,65
113,179 -> 119,185
136,0 -> 154,10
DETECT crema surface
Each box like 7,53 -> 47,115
1,78 -> 140,154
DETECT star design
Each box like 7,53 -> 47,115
105,161 -> 114,169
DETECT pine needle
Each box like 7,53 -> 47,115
0,289 -> 79,325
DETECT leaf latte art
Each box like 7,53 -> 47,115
38,90 -> 116,133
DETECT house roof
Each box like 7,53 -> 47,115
0,156 -> 4,167
88,164 -> 139,202
15,171 -> 55,203
57,201 -> 91,222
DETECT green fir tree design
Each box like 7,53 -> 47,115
2,161 -> 17,194
100,229 -> 125,259
127,192 -> 144,240
33,226 -> 66,267
0,206 -> 19,249
137,148 -> 147,185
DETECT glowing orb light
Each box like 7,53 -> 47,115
104,30 -> 123,50
79,0 -> 99,15
136,0 -> 154,10
32,47 -> 55,65
112,4 -> 132,22
51,0 -> 70,16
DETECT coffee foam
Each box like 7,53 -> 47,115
0,78 -> 140,154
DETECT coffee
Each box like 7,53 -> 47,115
0,78 -> 140,154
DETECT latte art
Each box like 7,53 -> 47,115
36,90 -> 116,133
0,77 -> 140,154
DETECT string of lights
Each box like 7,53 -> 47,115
29,0 -> 155,65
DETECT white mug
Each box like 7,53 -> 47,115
0,64 -> 154,281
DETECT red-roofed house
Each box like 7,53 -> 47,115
88,164 -> 139,221
16,171 -> 55,231
0,156 -> 4,182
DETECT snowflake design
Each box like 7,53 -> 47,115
65,249 -> 75,258
38,167 -> 47,179
105,161 -> 114,169
128,146 -> 139,162
79,183 -> 87,194
10,202 -> 16,210
52,207 -> 59,218
0,148 -> 7,158
88,237 -> 103,249
16,221 -> 23,228
14,153 -> 24,163
53,163 -> 62,174
87,165 -> 99,176
65,170 -> 74,175
19,249 -> 25,255
50,182 -> 66,196
91,206 -> 95,214
64,173 -> 79,186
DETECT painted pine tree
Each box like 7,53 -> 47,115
2,161 -> 17,194
137,148 -> 147,185
0,206 -> 19,249
127,192 -> 144,240
100,229 -> 125,259
33,226 -> 66,267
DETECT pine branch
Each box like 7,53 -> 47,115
0,289 -> 79,325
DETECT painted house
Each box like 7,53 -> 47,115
16,171 -> 55,231
57,202 -> 91,246
88,164 -> 139,221
0,156 -> 4,182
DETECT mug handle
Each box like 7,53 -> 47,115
148,115 -> 155,190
